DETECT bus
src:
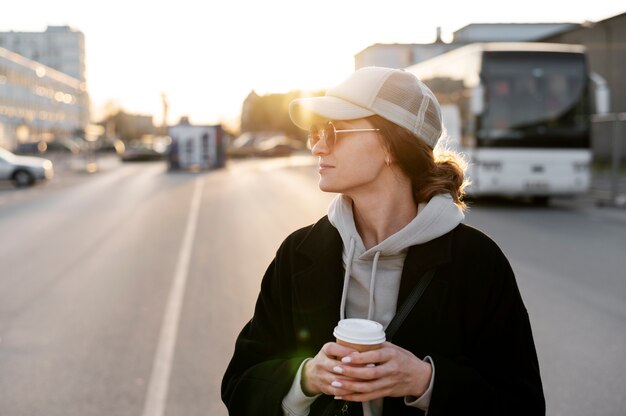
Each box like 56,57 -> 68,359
405,42 -> 607,203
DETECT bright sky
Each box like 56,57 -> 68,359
1,0 -> 624,130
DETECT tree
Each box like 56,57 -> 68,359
240,89 -> 324,140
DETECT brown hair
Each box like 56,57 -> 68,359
367,115 -> 469,210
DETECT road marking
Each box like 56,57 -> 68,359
141,177 -> 203,416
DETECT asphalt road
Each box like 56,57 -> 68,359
0,156 -> 625,416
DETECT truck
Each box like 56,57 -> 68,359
167,120 -> 226,171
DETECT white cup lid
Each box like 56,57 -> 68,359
333,318 -> 386,345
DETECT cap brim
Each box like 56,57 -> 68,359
289,96 -> 375,130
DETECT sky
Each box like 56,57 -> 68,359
1,0 -> 624,130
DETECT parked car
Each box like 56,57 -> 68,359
15,138 -> 83,156
0,147 -> 54,187
119,141 -> 166,162
255,135 -> 305,157
226,132 -> 263,158
227,132 -> 305,158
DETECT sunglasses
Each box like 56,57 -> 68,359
307,121 -> 380,150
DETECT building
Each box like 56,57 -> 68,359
355,42 -> 456,70
452,23 -> 578,43
105,111 -> 156,142
537,12 -> 626,160
0,25 -> 90,150
355,24 -> 578,70
540,13 -> 625,116
0,26 -> 86,82
355,29 -> 456,69
0,46 -> 87,150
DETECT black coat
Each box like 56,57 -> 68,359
222,217 -> 545,415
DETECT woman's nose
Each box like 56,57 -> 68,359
311,138 -> 330,156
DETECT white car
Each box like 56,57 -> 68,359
0,147 -> 54,187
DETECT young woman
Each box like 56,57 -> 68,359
222,67 -> 545,416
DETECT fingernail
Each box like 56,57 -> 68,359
334,396 -> 343,400
331,381 -> 343,388
333,366 -> 343,374
341,356 -> 352,363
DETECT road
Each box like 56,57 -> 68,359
0,156 -> 625,416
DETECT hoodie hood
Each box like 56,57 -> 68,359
328,193 -> 464,323
329,193 -> 464,259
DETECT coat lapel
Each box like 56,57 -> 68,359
291,217 -> 345,345
395,229 -> 454,311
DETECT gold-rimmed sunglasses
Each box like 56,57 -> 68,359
307,121 -> 380,150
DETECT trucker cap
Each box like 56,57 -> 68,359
289,67 -> 443,148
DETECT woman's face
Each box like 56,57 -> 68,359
310,118 -> 388,196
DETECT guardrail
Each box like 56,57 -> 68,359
591,113 -> 626,208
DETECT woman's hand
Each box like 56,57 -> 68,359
325,342 -> 432,402
301,342 -> 361,397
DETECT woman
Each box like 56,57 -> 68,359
222,67 -> 545,416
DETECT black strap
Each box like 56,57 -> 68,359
385,268 -> 436,340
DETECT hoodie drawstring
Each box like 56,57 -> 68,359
340,237 -> 381,321
339,237 -> 356,320
367,251 -> 380,320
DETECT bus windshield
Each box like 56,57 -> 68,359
478,51 -> 590,148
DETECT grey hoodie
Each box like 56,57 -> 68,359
328,193 -> 465,328
282,193 -> 464,416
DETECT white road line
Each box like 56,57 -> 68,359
141,177 -> 203,416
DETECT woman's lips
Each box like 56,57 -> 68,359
319,163 -> 334,172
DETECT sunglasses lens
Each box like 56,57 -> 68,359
308,123 -> 336,149
308,126 -> 320,148
324,123 -> 335,148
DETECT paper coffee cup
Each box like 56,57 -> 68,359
333,319 -> 386,352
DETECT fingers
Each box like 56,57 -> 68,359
322,341 -> 359,359
329,377 -> 391,402
339,344 -> 392,367
313,342 -> 426,401
327,343 -> 430,400
324,349 -> 391,401
325,378 -> 357,398
304,342 -> 360,396
327,362 -> 409,402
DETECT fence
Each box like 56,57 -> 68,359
592,113 -> 626,207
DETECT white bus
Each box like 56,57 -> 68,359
406,42 -> 607,203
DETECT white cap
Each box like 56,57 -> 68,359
289,67 -> 443,148
333,318 -> 386,345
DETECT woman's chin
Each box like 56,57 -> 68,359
318,180 -> 339,193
